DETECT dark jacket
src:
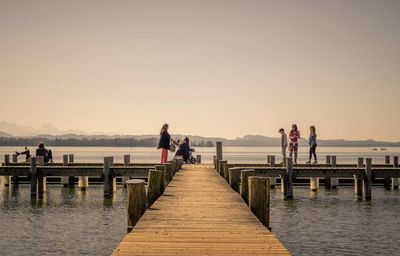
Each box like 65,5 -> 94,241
175,142 -> 190,161
158,131 -> 171,150
36,148 -> 50,163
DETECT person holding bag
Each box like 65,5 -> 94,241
158,123 -> 175,163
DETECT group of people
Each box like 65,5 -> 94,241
279,124 -> 318,164
15,143 -> 54,163
158,123 -> 195,164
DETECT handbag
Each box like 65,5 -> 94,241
169,143 -> 176,152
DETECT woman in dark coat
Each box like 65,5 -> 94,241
158,123 -> 171,163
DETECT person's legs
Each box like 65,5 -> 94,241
312,145 -> 317,162
309,147 -> 312,161
161,149 -> 168,163
294,144 -> 298,163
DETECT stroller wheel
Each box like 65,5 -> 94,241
190,157 -> 197,164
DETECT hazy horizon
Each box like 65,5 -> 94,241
1,1 -> 399,141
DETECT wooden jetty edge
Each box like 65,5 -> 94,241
113,165 -> 290,256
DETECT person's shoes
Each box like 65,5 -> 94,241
313,161 -> 318,164
306,161 -> 311,164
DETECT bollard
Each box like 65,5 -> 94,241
103,157 -> 115,197
122,154 -> 131,188
147,169 -> 162,206
196,155 -> 201,164
155,165 -> 166,192
324,155 -> 332,189
240,169 -> 255,204
354,157 -> 364,198
393,156 -> 399,190
37,156 -> 46,195
385,156 -> 391,165
223,161 -> 230,182
12,154 -> 19,188
229,168 -> 241,193
61,155 -> 69,187
216,141 -> 223,160
269,156 -> 276,188
2,155 -> 10,187
364,158 -> 372,201
30,157 -> 37,197
219,160 -> 227,178
164,163 -> 173,183
213,155 -> 217,169
248,177 -> 271,230
68,154 -> 75,188
126,179 -> 147,233
267,155 -> 271,164
330,156 -> 338,189
383,156 -> 391,190
282,158 -> 294,200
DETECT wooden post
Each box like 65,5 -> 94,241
392,156 -> 399,190
37,156 -> 46,195
12,153 -> 19,188
223,161 -> 230,182
310,177 -> 319,192
68,154 -> 75,188
283,158 -> 294,200
383,156 -> 391,190
229,168 -> 241,193
103,157 -> 113,197
61,155 -> 69,187
122,154 -> 130,188
78,176 -> 89,191
196,155 -> 201,164
219,160 -> 227,178
385,156 -> 390,165
126,179 -> 147,233
155,165 -> 166,192
30,157 -> 37,198
364,158 -> 372,201
270,156 -> 276,188
325,155 -> 332,189
164,163 -> 173,183
267,155 -> 271,164
240,169 -> 255,204
147,169 -> 162,206
248,177 -> 270,230
354,157 -> 364,198
331,156 -> 338,189
2,155 -> 10,187
213,155 -> 217,169
216,141 -> 223,160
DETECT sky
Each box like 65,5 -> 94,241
0,0 -> 399,141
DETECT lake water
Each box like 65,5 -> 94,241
1,146 -> 400,255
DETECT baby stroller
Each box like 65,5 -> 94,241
187,150 -> 197,164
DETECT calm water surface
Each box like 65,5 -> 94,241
1,147 -> 400,255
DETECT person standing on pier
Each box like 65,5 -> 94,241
306,125 -> 318,164
158,123 -> 172,163
289,124 -> 300,164
16,146 -> 31,162
279,128 -> 288,161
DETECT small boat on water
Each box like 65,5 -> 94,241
380,148 -> 387,151
372,148 -> 378,151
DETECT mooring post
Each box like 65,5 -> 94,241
248,177 -> 271,230
223,161 -> 230,182
196,155 -> 201,164
30,157 -> 37,198
12,153 -> 19,188
267,155 -> 271,164
122,154 -> 130,188
364,158 -> 372,201
331,156 -> 338,189
229,168 -> 241,193
240,169 -> 255,204
164,163 -> 173,183
126,179 -> 147,233
219,160 -> 227,178
61,155 -> 69,187
155,165 -> 166,192
284,158 -> 294,200
383,156 -> 391,190
354,157 -> 364,198
213,155 -> 217,169
216,141 -> 223,160
103,157 -> 114,197
325,155 -> 332,189
392,156 -> 399,190
37,156 -> 46,195
78,175 -> 89,191
68,154 -> 75,188
2,155 -> 10,187
270,155 -> 276,188
147,169 -> 162,206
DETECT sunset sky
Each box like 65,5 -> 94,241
0,0 -> 399,141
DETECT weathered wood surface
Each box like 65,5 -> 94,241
113,165 -> 290,256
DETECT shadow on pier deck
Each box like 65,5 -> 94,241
113,164 -> 289,255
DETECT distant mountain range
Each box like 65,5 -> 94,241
0,121 -> 400,147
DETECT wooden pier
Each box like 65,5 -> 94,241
113,164 -> 289,255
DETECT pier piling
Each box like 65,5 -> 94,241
331,156 -> 339,188
240,169 -> 255,204
61,155 -> 69,187
2,155 -> 10,187
30,157 -> 37,197
282,158 -> 294,200
248,176 -> 271,230
355,157 -> 364,198
147,169 -> 162,206
68,154 -> 75,188
269,156 -> 276,188
393,156 -> 399,190
229,168 -> 241,193
216,141 -> 223,160
126,179 -> 147,233
12,154 -> 19,188
122,155 -> 130,188
196,154 -> 201,164
364,158 -> 372,201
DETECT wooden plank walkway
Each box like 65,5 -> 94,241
113,164 -> 290,256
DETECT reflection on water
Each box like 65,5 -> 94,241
0,184 -> 399,255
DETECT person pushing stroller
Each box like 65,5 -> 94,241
175,137 -> 195,163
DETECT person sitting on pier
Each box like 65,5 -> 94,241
279,128 -> 288,162
175,137 -> 194,163
306,125 -> 318,164
16,146 -> 31,162
289,124 -> 300,164
35,142 -> 53,163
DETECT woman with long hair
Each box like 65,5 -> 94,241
307,125 -> 318,164
158,123 -> 171,163
289,124 -> 300,164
